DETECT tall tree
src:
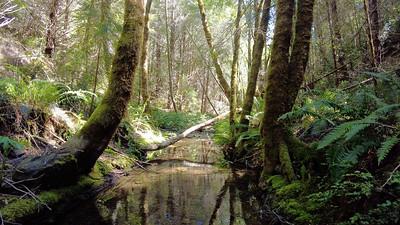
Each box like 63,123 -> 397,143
364,0 -> 380,67
239,0 -> 272,132
261,0 -> 315,180
13,0 -> 144,185
328,0 -> 349,85
165,0 -> 178,112
101,0 -> 113,74
230,0 -> 243,132
140,0 -> 153,110
196,0 -> 231,100
44,0 -> 60,57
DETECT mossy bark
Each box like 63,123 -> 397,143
140,0 -> 153,111
261,0 -> 295,177
261,0 -> 314,180
12,0 -> 144,186
238,0 -> 271,132
196,0 -> 231,100
229,0 -> 242,135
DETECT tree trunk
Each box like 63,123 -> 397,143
155,34 -> 162,97
261,0 -> 314,181
140,0 -> 153,111
89,47 -> 101,115
101,0 -> 113,75
364,0 -> 380,67
230,0 -> 242,132
239,0 -> 271,132
165,0 -> 178,112
328,0 -> 349,85
12,0 -> 144,186
196,0 -> 231,100
44,0 -> 60,58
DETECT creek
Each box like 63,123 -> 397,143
45,137 -> 273,225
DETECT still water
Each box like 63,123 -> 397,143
51,138 -> 273,225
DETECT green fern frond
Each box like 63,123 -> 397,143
318,104 -> 400,149
318,122 -> 355,149
377,135 -> 400,165
372,104 -> 400,117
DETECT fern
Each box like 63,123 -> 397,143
235,128 -> 260,147
0,136 -> 23,155
377,135 -> 400,165
318,104 -> 400,149
318,121 -> 369,149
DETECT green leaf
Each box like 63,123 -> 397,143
377,136 -> 400,165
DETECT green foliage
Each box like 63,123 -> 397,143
318,104 -> 400,150
58,87 -> 97,113
277,198 -> 314,223
0,78 -> 60,109
235,127 -> 260,148
0,136 -> 24,155
276,180 -> 303,198
267,175 -> 287,189
342,200 -> 400,225
213,119 -> 231,145
150,109 -> 210,132
377,134 -> 400,164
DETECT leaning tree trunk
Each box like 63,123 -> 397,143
238,0 -> 271,132
261,0 -> 314,181
196,0 -> 231,100
12,0 -> 144,186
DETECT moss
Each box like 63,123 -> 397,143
276,180 -> 303,198
277,198 -> 314,224
0,199 -> 38,221
279,142 -> 296,180
0,160 -> 111,222
267,175 -> 287,189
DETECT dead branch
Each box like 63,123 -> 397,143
143,111 -> 229,151
342,78 -> 374,91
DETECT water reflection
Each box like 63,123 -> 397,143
152,138 -> 218,164
49,138 -> 278,225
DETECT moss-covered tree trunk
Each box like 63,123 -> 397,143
229,0 -> 242,133
196,0 -> 231,100
238,0 -> 271,132
261,0 -> 314,181
140,0 -> 153,111
12,0 -> 144,186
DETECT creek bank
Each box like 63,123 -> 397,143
0,148 -> 136,224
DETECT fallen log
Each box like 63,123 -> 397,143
143,111 -> 229,151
